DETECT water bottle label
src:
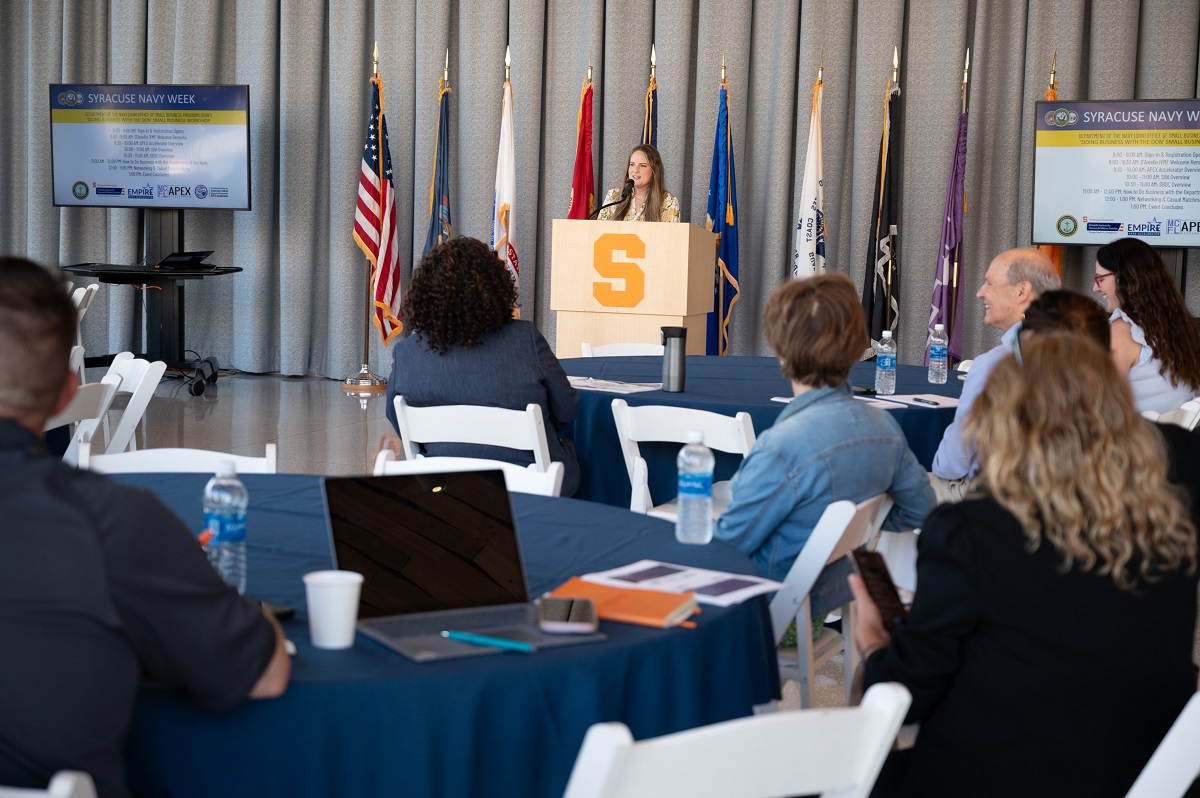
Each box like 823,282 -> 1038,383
203,512 -> 246,544
877,354 -> 896,370
678,473 -> 713,497
929,345 -> 948,360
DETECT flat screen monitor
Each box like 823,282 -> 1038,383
49,83 -> 251,210
1032,98 -> 1200,247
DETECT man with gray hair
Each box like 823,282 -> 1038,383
931,247 -> 1061,501
0,257 -> 290,797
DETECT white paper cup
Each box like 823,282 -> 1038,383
303,570 -> 364,650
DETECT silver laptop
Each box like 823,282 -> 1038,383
321,470 -> 605,662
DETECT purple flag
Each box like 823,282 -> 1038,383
928,111 -> 968,362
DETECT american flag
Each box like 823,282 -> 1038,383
352,74 -> 403,344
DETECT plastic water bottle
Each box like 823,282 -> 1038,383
875,331 -> 897,395
928,324 -> 949,384
675,430 -> 715,545
202,461 -> 248,594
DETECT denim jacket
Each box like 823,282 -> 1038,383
714,384 -> 935,581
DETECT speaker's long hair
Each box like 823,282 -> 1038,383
609,144 -> 666,223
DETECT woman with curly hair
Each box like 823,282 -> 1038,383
385,237 -> 580,496
1094,237 -> 1200,412
596,144 -> 680,223
850,331 -> 1198,798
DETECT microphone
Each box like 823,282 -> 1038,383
588,178 -> 637,220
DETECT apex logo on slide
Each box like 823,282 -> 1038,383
157,185 -> 192,197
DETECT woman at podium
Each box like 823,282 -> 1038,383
597,144 -> 680,223
385,237 -> 581,496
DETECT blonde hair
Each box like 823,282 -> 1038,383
963,332 -> 1196,590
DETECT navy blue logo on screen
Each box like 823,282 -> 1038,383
71,181 -> 89,200
194,184 -> 208,199
157,185 -> 192,198
1127,218 -> 1162,236
1167,219 -> 1200,235
1044,108 -> 1078,127
127,184 -> 155,200
1085,221 -> 1123,232
57,90 -> 85,107
1055,215 -> 1078,237
93,184 -> 124,196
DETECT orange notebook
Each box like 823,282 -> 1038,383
548,577 -> 698,629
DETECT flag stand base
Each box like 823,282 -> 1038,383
342,364 -> 386,394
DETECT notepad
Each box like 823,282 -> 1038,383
548,577 -> 699,629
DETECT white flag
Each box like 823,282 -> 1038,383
491,78 -> 519,295
792,77 -> 825,278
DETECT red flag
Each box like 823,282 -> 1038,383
567,77 -> 595,219
352,73 -> 402,344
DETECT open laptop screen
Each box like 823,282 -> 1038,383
322,471 -> 529,619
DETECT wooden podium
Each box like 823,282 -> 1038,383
549,220 -> 716,358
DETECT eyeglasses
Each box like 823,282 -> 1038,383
1093,272 -> 1116,289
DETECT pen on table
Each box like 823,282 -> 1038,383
441,630 -> 535,654
912,397 -> 941,406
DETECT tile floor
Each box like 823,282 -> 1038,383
119,368 -> 1200,709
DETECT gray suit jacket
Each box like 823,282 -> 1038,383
386,320 -> 580,496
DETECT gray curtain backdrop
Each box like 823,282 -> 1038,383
3,0 -> 1199,377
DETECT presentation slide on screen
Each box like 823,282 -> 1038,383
1033,99 -> 1200,247
50,84 -> 250,209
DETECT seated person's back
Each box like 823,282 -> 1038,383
714,274 -> 934,580
386,238 -> 580,496
0,258 -> 289,797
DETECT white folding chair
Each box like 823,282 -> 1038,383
770,494 -> 894,708
1124,692 -> 1200,798
1143,399 -> 1200,431
69,345 -> 86,387
99,354 -> 167,454
956,359 -> 974,373
580,342 -> 665,357
373,451 -> 564,497
610,398 -> 755,519
47,374 -> 123,466
562,682 -> 911,798
0,770 -> 98,798
393,396 -> 553,472
79,441 -> 277,474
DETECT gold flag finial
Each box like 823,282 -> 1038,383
817,49 -> 823,82
372,42 -> 379,76
587,59 -> 592,82
892,46 -> 898,83
505,45 -> 510,81
650,44 -> 656,79
721,50 -> 726,82
962,48 -> 970,86
443,49 -> 449,84
1049,48 -> 1057,91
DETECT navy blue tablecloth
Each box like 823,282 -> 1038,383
117,473 -> 778,798
561,356 -> 961,507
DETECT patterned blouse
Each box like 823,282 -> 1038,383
596,188 -> 680,222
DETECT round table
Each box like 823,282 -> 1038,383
117,473 -> 778,798
561,355 -> 961,507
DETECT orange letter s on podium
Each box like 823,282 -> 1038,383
592,233 -> 645,307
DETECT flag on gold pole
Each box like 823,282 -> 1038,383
567,67 -> 595,219
1038,52 -> 1063,276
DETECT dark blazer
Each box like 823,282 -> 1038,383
386,320 -> 581,496
864,495 -> 1199,798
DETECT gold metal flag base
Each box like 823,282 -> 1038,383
342,364 -> 386,394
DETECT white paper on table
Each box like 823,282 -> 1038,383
854,396 -> 907,409
870,393 -> 958,409
581,559 -> 784,607
568,376 -> 661,394
771,396 -> 791,404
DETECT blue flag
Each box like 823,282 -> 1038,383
642,74 -> 658,148
705,79 -> 739,356
423,77 -> 453,255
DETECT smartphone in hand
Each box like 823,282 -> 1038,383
850,549 -> 909,634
